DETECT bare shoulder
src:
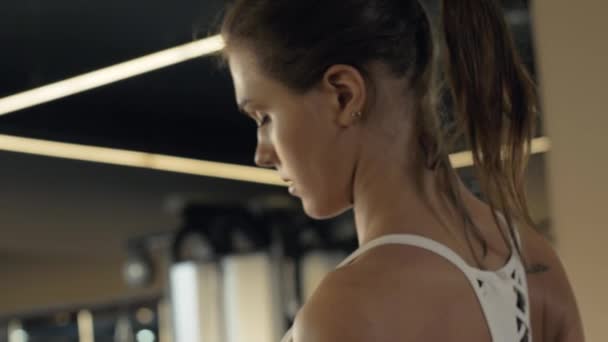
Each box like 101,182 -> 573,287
291,269 -> 376,342
519,225 -> 585,341
291,247 -> 456,342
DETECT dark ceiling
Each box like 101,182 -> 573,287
0,0 -> 535,167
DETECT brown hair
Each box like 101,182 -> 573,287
216,0 -> 537,270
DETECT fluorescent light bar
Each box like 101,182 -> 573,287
0,134 -> 550,185
449,136 -> 551,169
0,134 -> 284,186
0,35 -> 225,116
530,136 -> 551,154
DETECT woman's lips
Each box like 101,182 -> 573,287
285,180 -> 297,196
288,184 -> 296,195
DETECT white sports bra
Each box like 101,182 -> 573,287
280,231 -> 532,342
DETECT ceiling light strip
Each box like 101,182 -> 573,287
449,136 -> 551,169
0,35 -> 225,116
0,134 -> 550,186
0,134 -> 283,186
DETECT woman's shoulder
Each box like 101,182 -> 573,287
291,269 -> 378,342
291,249 -> 459,342
290,226 -> 586,342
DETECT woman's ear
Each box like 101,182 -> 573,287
322,64 -> 367,127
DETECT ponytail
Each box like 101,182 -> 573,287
440,0 -> 538,263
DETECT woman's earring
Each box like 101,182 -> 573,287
352,111 -> 363,119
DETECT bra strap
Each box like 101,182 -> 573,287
337,234 -> 474,274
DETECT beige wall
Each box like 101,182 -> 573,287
0,254 -> 165,316
533,1 -> 608,340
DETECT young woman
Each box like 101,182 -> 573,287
217,0 -> 584,341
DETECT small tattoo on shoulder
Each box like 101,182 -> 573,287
527,263 -> 550,274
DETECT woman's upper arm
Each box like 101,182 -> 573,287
552,258 -> 585,342
523,225 -> 586,342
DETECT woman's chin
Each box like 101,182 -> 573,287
301,197 -> 351,220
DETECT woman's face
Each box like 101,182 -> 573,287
227,48 -> 364,219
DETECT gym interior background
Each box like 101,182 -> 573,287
0,0 -> 605,341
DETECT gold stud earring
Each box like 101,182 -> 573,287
352,111 -> 363,118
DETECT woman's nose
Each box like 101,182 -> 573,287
254,141 -> 277,168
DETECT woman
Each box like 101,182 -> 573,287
217,0 -> 584,341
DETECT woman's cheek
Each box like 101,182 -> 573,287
274,120 -> 295,153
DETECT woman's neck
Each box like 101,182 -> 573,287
352,155 -> 452,246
